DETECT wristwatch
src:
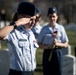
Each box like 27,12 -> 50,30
10,22 -> 17,29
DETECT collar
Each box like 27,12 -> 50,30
17,26 -> 31,34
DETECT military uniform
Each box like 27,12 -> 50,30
38,23 -> 68,75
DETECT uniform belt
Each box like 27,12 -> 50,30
9,69 -> 34,74
54,47 -> 61,49
47,45 -> 61,49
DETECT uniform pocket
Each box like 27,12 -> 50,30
18,39 -> 29,47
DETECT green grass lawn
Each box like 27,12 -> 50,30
34,48 -> 43,75
0,28 -> 76,75
66,28 -> 76,55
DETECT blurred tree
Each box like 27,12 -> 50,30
0,0 -> 76,24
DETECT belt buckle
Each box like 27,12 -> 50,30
55,46 -> 60,49
48,45 -> 53,49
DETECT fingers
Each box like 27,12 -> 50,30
52,32 -> 58,38
22,18 -> 30,24
15,18 -> 30,26
52,31 -> 58,37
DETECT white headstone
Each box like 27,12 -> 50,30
62,55 -> 75,75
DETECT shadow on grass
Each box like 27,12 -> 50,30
34,64 -> 43,75
35,64 -> 43,72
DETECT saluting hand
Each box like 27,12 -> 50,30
15,18 -> 31,26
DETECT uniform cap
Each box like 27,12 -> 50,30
47,7 -> 57,15
17,2 -> 35,16
36,7 -> 41,14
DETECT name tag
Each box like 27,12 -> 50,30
18,39 -> 29,47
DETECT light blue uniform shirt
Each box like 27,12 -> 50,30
31,23 -> 42,40
5,26 -> 39,71
37,23 -> 68,45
